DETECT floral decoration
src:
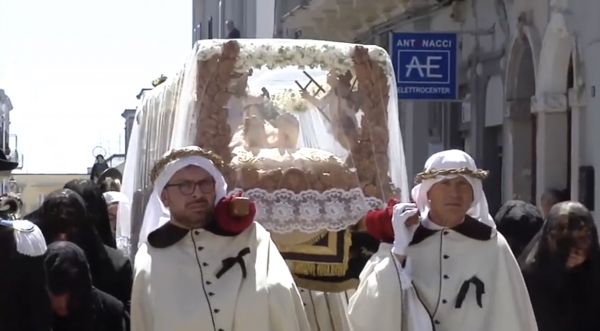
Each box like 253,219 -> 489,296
194,40 -> 393,75
270,88 -> 310,113
214,192 -> 256,234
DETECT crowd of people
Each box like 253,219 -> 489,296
0,146 -> 597,331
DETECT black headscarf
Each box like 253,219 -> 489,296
64,179 -> 116,248
45,241 -> 96,330
494,200 -> 544,257
521,201 -> 600,331
37,189 -> 112,283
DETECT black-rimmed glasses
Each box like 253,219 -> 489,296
165,180 -> 215,196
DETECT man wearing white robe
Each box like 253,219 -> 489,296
131,146 -> 311,331
348,149 -> 538,331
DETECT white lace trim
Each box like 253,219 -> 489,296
229,188 -> 385,233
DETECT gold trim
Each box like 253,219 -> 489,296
278,230 -> 337,255
282,229 -> 352,277
150,146 -> 225,184
294,277 -> 359,293
415,167 -> 488,184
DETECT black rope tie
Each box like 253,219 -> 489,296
455,276 -> 485,309
216,247 -> 251,279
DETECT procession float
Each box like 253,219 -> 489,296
116,39 -> 410,331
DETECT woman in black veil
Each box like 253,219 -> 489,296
36,189 -> 132,311
520,201 -> 600,331
495,200 -> 544,258
64,179 -> 116,248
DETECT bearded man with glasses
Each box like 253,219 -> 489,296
131,146 -> 310,331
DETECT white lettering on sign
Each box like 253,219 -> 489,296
396,39 -> 452,48
396,39 -> 415,47
405,56 -> 443,78
422,39 -> 452,48
398,86 -> 451,94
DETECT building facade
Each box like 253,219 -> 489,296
0,90 -> 21,194
192,0 -> 276,42
10,173 -> 88,215
504,0 -> 600,217
278,0 -> 600,218
279,0 -> 511,213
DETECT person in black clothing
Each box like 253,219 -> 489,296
64,179 -> 116,248
0,149 -> 52,331
521,201 -> 600,331
226,20 -> 241,38
540,188 -> 569,218
45,241 -> 129,331
36,189 -> 133,311
495,200 -> 545,257
0,218 -> 51,331
90,155 -> 109,183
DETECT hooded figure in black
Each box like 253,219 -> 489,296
521,201 -> 600,331
495,200 -> 545,257
64,179 -> 116,248
36,189 -> 133,311
45,241 -> 129,331
0,219 -> 51,331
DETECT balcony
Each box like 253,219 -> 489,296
281,0 -> 425,41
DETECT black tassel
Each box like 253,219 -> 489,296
216,247 -> 251,279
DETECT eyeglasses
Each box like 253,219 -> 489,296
165,180 -> 215,196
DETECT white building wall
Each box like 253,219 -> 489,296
505,0 -> 600,219
193,0 -> 273,40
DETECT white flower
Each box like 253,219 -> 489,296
299,204 -> 320,221
272,202 -> 294,221
195,40 -> 391,76
325,201 -> 346,219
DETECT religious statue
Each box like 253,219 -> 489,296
301,71 -> 361,149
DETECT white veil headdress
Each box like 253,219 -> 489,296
410,149 -> 496,228
137,146 -> 228,247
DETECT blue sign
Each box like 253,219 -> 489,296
391,32 -> 459,101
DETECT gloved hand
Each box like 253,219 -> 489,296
391,203 -> 419,256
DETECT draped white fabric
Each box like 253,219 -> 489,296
115,70 -> 185,259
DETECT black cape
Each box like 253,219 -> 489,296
0,220 -> 52,331
35,189 -> 133,311
521,202 -> 600,331
45,241 -> 129,331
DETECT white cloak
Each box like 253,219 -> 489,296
131,222 -> 311,331
347,243 -> 432,331
406,222 -> 538,331
300,289 -> 352,331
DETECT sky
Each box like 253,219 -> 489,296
0,0 -> 192,173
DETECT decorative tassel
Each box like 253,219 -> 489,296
214,191 -> 255,235
365,198 -> 398,244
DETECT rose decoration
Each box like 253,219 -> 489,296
364,198 -> 399,244
214,191 -> 256,235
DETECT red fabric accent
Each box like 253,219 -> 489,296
214,191 -> 256,234
365,198 -> 398,244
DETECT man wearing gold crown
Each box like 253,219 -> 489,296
131,146 -> 311,331
348,149 -> 538,331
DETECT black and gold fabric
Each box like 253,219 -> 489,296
275,228 -> 378,292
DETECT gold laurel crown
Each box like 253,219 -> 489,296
150,146 -> 225,184
414,167 -> 489,184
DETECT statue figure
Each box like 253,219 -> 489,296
301,71 -> 361,149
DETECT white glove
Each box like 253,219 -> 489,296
391,203 -> 419,256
